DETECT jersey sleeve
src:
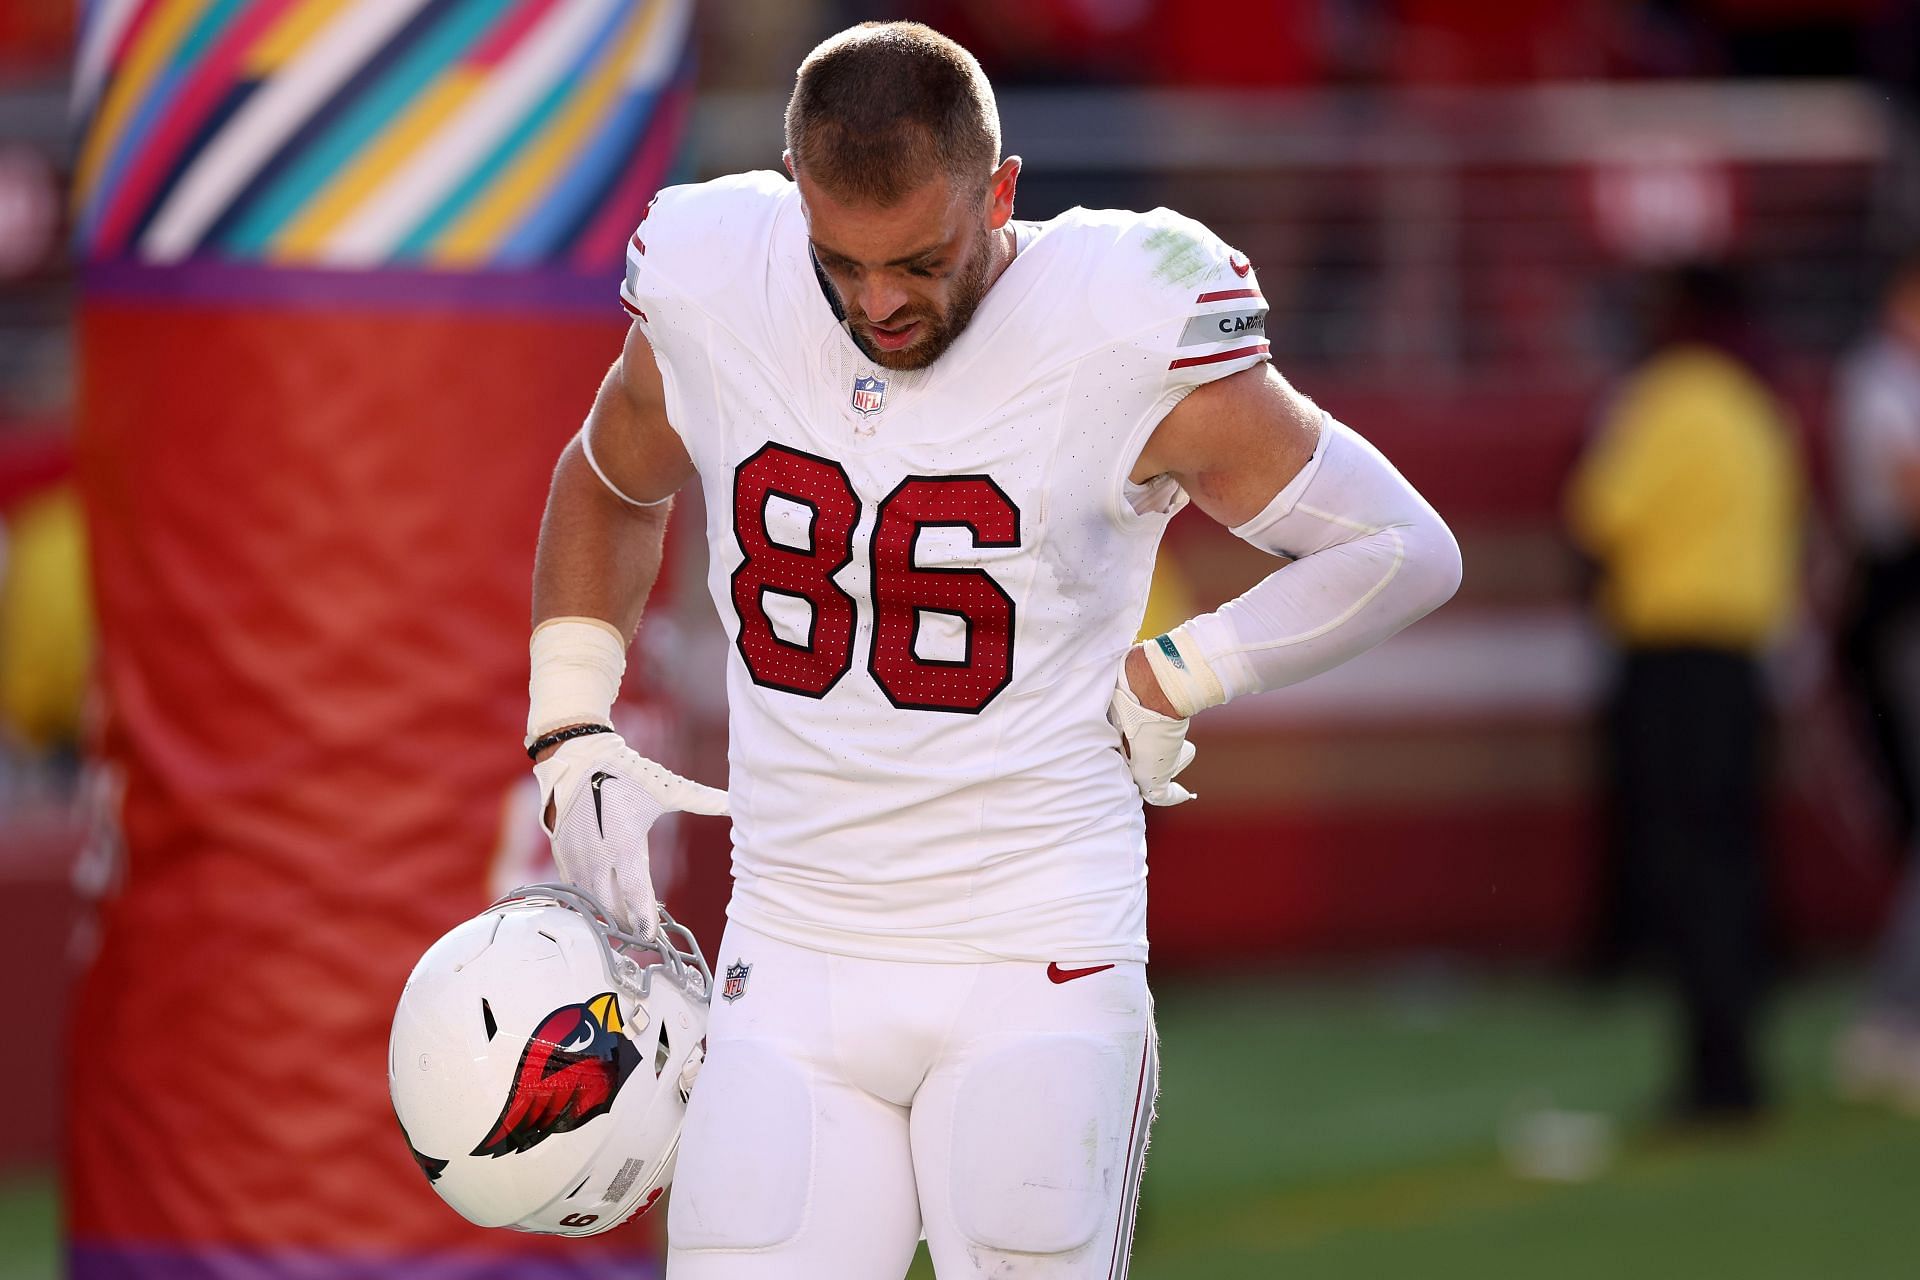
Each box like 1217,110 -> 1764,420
617,180 -> 724,334
615,186 -> 704,462
1076,208 -> 1273,521
611,172 -> 788,469
615,209 -> 653,322
1092,207 -> 1272,393
616,188 -> 675,324
617,170 -> 787,317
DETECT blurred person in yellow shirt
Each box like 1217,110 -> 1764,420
1831,248 -> 1920,1109
0,484 -> 91,757
1567,263 -> 1803,1124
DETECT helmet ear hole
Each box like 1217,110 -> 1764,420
654,1024 -> 671,1078
481,999 -> 498,1041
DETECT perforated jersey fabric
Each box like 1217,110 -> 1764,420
622,171 -> 1270,963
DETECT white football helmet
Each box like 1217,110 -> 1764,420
389,884 -> 710,1236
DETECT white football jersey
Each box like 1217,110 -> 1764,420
620,170 -> 1269,962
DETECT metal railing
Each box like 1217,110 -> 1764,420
693,81 -> 1918,384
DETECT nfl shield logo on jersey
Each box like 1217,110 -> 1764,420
850,374 -> 887,416
721,961 -> 751,1003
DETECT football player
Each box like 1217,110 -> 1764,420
525,21 -> 1461,1279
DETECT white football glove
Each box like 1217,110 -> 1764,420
1107,674 -> 1198,806
532,732 -> 729,936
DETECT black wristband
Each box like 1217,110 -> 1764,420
526,723 -> 614,760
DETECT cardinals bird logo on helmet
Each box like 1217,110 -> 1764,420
389,884 -> 710,1236
471,992 -> 640,1157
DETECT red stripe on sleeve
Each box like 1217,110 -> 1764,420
1168,341 -> 1269,370
620,297 -> 647,321
1195,287 -> 1261,303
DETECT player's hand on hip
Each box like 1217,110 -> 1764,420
532,732 -> 729,935
1107,662 -> 1198,806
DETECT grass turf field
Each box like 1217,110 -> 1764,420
0,972 -> 1907,1278
906,969 -> 1919,1279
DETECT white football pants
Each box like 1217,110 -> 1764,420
665,922 -> 1158,1279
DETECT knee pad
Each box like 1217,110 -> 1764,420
946,1036 -> 1140,1256
667,1040 -> 812,1250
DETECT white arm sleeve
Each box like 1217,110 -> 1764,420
1153,414 -> 1462,710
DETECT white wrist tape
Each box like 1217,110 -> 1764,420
527,617 -> 629,745
1174,414 -> 1462,704
1140,626 -> 1226,718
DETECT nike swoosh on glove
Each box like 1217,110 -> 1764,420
532,733 -> 729,936
1107,676 -> 1198,806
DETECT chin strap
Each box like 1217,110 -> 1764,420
677,1044 -> 705,1102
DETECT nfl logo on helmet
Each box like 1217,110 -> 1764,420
850,374 -> 887,416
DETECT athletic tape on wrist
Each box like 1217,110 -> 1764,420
1140,626 -> 1227,718
527,618 -> 628,744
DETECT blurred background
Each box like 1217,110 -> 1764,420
3,1 -> 1920,1277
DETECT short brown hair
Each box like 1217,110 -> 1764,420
785,22 -> 1000,206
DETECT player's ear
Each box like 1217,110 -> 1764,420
782,149 -> 796,179
985,156 -> 1020,229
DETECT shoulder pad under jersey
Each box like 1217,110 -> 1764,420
619,170 -> 792,321
1069,206 -> 1271,388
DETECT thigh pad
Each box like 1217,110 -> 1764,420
667,1040 -> 812,1251
946,1035 -> 1140,1256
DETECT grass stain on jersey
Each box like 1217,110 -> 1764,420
1144,226 -> 1212,286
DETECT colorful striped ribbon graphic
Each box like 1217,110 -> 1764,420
73,0 -> 694,270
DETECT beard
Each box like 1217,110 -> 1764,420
847,229 -> 998,371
